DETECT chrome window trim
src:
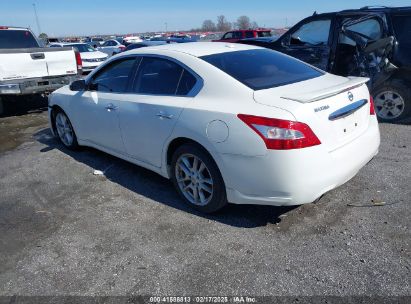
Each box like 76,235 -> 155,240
85,53 -> 203,98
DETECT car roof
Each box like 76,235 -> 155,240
125,42 -> 260,57
310,6 -> 411,18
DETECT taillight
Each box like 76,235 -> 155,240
75,51 -> 82,73
237,114 -> 321,150
119,45 -> 126,52
369,95 -> 376,115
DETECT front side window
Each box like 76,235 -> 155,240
133,57 -> 197,96
201,49 -> 323,90
222,32 -> 233,39
290,19 -> 331,46
89,58 -> 136,93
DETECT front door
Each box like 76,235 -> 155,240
72,57 -> 137,153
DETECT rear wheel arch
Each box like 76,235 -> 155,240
165,137 -> 226,179
166,137 -> 212,167
167,138 -> 228,213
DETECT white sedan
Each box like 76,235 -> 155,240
48,42 -> 380,213
98,39 -> 126,56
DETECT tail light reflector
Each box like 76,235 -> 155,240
237,114 -> 321,150
75,51 -> 82,70
369,95 -> 376,115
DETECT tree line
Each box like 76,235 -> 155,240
192,15 -> 259,32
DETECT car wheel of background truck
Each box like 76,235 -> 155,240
373,79 -> 411,123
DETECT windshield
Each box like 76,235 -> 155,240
201,49 -> 323,90
0,29 -> 39,49
66,44 -> 95,52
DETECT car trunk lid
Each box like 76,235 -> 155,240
253,74 -> 371,151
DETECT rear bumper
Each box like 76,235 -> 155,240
0,75 -> 78,95
223,118 -> 380,206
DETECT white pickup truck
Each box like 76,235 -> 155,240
0,26 -> 81,114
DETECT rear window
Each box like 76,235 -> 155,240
200,49 -> 323,90
392,14 -> 411,46
0,29 -> 39,49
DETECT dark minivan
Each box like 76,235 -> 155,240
241,6 -> 411,122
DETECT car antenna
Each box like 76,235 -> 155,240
313,11 -> 317,16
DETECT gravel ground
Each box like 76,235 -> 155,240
0,106 -> 410,298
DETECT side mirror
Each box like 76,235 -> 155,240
70,79 -> 86,91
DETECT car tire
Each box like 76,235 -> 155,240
52,109 -> 79,150
171,143 -> 227,213
373,79 -> 411,123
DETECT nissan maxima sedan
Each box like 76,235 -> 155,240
48,42 -> 380,213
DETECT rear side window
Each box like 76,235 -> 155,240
89,58 -> 136,93
0,30 -> 39,48
257,31 -> 271,37
176,70 -> 197,95
233,32 -> 243,39
291,19 -> 331,45
245,31 -> 254,38
201,49 -> 323,90
133,57 -> 197,96
392,14 -> 411,46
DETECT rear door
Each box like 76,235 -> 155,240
117,56 -> 200,167
278,16 -> 334,71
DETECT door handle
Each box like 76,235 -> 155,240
156,111 -> 173,119
105,103 -> 118,111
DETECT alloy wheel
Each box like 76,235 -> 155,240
55,112 -> 74,147
175,153 -> 214,206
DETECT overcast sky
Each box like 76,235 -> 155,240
1,0 -> 410,36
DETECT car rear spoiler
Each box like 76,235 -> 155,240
281,77 -> 369,103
